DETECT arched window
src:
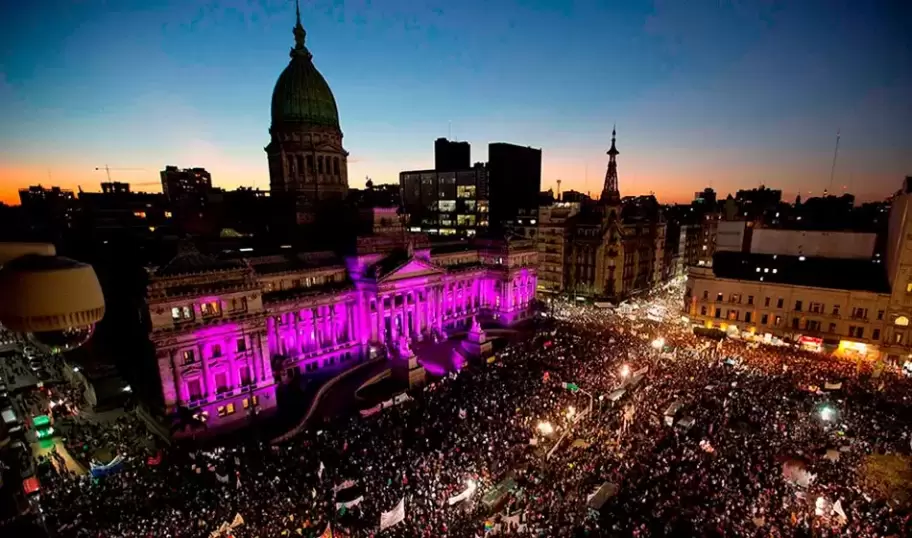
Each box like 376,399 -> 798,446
895,316 -> 909,326
318,156 -> 324,174
307,155 -> 314,172
334,157 -> 340,175
296,155 -> 303,175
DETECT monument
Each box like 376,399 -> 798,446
392,335 -> 426,390
461,316 -> 493,359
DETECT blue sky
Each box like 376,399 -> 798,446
1,0 -> 910,204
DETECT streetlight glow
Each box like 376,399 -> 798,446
537,421 -> 554,435
651,337 -> 665,350
620,364 -> 630,378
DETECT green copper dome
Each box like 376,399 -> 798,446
270,7 -> 340,128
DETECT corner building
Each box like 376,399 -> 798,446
685,176 -> 912,365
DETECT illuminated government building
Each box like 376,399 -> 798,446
686,176 -> 912,366
145,8 -> 537,432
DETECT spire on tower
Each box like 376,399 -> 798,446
291,0 -> 311,59
600,126 -> 620,204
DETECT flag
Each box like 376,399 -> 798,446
230,514 -> 245,528
832,500 -> 847,520
334,480 -> 364,510
379,497 -> 405,531
458,408 -> 467,419
318,524 -> 333,538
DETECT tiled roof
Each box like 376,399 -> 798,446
156,252 -> 243,277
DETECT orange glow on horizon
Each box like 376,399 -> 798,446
0,160 -> 895,207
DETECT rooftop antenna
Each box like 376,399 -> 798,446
448,121 -> 452,140
827,128 -> 841,196
556,179 -> 562,200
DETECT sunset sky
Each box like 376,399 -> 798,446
1,0 -> 910,206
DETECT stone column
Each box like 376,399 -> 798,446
258,331 -> 273,381
249,332 -> 260,383
200,347 -> 212,399
331,303 -> 339,346
437,286 -> 444,331
310,307 -> 318,349
266,316 -> 276,358
292,311 -> 300,352
378,296 -> 386,344
169,350 -> 182,406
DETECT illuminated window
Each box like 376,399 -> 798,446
217,403 -> 236,417
182,350 -> 195,364
133,211 -> 146,218
201,301 -> 221,317
895,316 -> 910,326
171,306 -> 193,321
906,282 -> 912,293
165,211 -> 173,218
212,344 -> 222,358
456,185 -> 476,199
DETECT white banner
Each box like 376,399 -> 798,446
380,497 -> 405,531
824,382 -> 842,390
446,481 -> 477,505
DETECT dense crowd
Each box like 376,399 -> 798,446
34,284 -> 912,537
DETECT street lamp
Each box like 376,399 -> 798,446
620,364 -> 630,378
537,421 -> 554,435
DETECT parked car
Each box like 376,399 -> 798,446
35,369 -> 52,381
28,359 -> 43,371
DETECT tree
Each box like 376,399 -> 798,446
858,454 -> 912,507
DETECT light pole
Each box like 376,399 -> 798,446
578,389 -> 594,417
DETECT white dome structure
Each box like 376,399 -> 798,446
0,243 -> 105,352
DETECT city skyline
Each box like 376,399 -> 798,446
1,0 -> 910,206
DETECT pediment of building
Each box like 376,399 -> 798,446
378,258 -> 445,283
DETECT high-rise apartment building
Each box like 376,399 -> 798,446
160,166 -> 213,201
487,143 -> 542,230
399,164 -> 489,237
435,138 -> 471,171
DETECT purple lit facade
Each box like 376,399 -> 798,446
147,238 -> 537,432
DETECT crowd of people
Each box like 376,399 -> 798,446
33,283 -> 912,537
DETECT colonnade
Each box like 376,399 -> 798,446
373,277 -> 485,344
268,301 -> 357,357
